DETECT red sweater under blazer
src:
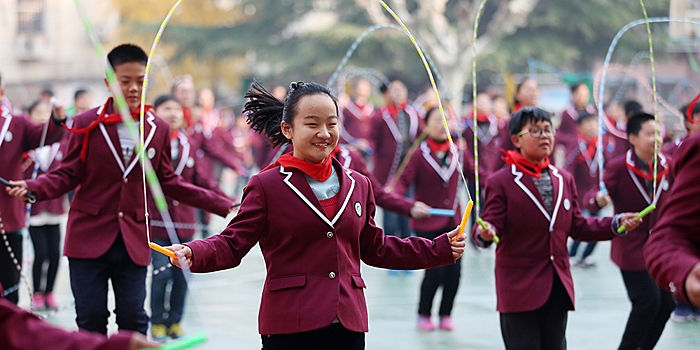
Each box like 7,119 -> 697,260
583,150 -> 671,271
25,102 -> 233,266
473,164 -> 616,313
645,132 -> 700,303
0,110 -> 64,232
185,158 -> 454,335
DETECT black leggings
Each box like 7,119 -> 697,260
0,231 -> 23,304
261,323 -> 364,350
416,230 -> 461,317
29,225 -> 61,294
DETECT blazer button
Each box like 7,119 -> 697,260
329,272 -> 336,279
123,178 -> 128,184
550,255 -> 554,261
443,183 -> 449,188
443,199 -> 450,205
118,212 -> 124,218
326,231 -> 334,239
669,282 -> 676,293
173,200 -> 179,206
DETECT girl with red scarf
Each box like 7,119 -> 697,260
472,107 -> 642,350
166,81 -> 466,350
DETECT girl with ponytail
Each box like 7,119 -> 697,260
166,80 -> 467,350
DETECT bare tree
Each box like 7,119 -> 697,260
356,0 -> 540,114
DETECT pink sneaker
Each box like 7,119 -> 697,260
32,293 -> 45,310
439,316 -> 455,330
416,316 -> 435,331
44,293 -> 59,310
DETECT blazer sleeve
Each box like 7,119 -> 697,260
185,175 -> 267,273
157,131 -> 233,217
568,175 -> 614,241
471,175 -> 506,248
0,298 -> 132,350
392,150 -> 418,196
199,132 -> 246,175
25,124 -> 84,201
192,155 -> 230,199
645,138 -> 700,302
358,176 -> 453,269
20,115 -> 65,152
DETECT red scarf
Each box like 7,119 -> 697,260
576,135 -> 598,163
475,110 -> 490,123
385,102 -> 408,120
427,138 -> 450,153
500,149 -> 550,179
626,151 -> 669,182
64,97 -> 153,162
183,108 -> 193,128
261,152 -> 334,181
170,129 -> 180,141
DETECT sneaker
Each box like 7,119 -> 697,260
439,316 -> 455,330
671,307 -> 695,322
31,293 -> 45,310
44,292 -> 59,310
167,323 -> 185,339
416,316 -> 435,331
151,324 -> 168,341
578,258 -> 597,268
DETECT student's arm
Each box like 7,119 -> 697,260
157,132 -> 234,217
196,132 -> 247,175
0,298 -> 157,350
351,152 -> 414,217
359,176 -> 458,270
471,176 -> 506,247
392,149 -> 418,196
24,123 -> 84,200
191,155 -> 229,199
20,112 -> 66,152
182,175 -> 267,273
645,136 -> 700,304
569,176 -> 618,241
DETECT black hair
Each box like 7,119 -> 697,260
570,82 -> 586,94
626,113 -> 655,137
26,100 -> 45,115
243,80 -> 338,147
154,94 -> 180,110
508,106 -> 552,136
681,102 -> 700,122
74,89 -> 88,101
423,106 -> 439,124
107,44 -> 148,71
576,110 -> 596,125
379,83 -> 389,94
623,100 -> 643,118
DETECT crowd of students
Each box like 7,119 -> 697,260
1,42 -> 699,350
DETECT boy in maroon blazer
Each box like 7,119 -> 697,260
645,128 -> 700,309
0,72 -> 66,304
7,45 -> 235,335
473,107 -> 642,350
584,113 -> 674,350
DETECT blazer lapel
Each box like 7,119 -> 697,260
280,165 -> 334,229
99,122 -> 126,173
511,164 -> 551,222
124,111 -> 157,178
339,146 -> 353,168
330,164 -> 356,225
0,113 -> 12,150
420,141 -> 457,183
174,131 -> 190,175
625,150 -> 652,204
548,165 -> 564,232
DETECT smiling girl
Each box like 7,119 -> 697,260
166,81 -> 467,350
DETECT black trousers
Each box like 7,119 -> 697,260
416,230 -> 461,317
29,224 -> 61,293
0,231 -> 23,304
618,270 -> 675,350
69,234 -> 148,335
500,272 -> 572,350
261,323 -> 364,350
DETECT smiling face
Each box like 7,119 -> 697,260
105,62 -> 146,112
281,94 -> 340,164
511,119 -> 554,163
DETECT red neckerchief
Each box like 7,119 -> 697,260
476,110 -> 490,123
170,129 -> 180,141
500,149 -> 550,179
427,138 -> 450,153
183,108 -> 193,128
260,152 -> 333,181
685,91 -> 700,124
513,103 -> 523,113
576,134 -> 598,163
64,97 -> 154,162
626,151 -> 669,182
385,102 -> 408,120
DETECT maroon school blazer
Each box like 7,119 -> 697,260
368,105 -> 423,185
25,101 -> 233,266
472,164 -> 616,313
23,141 -> 68,217
583,150 -> 671,271
0,109 -> 64,232
645,132 -> 700,303
185,158 -> 455,335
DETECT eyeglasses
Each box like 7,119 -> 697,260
517,128 -> 556,138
